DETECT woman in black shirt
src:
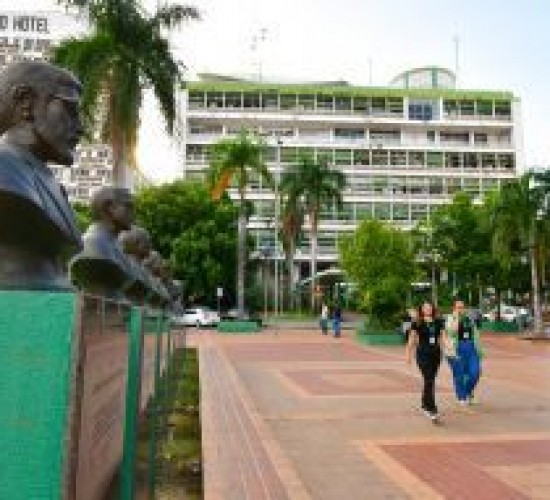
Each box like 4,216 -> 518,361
405,301 -> 449,422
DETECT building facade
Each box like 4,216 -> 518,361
0,10 -> 114,202
182,68 -> 521,280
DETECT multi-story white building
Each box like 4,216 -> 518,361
182,67 -> 521,280
0,10 -> 114,202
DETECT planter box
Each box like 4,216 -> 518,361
356,329 -> 405,346
217,320 -> 260,334
481,320 -> 519,333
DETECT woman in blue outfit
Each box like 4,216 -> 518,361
445,298 -> 483,406
332,304 -> 342,338
406,302 -> 449,422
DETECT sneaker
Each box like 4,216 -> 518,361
430,412 -> 441,423
418,406 -> 431,418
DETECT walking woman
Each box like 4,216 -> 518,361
446,298 -> 483,406
405,301 -> 449,422
320,302 -> 329,335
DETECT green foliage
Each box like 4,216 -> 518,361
490,173 -> 543,268
134,180 -> 238,305
422,192 -> 495,287
339,219 -> 416,328
71,201 -> 92,232
280,153 -> 346,230
208,130 -> 273,198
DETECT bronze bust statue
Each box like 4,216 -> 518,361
119,225 -> 154,303
70,187 -> 135,297
0,61 -> 83,289
143,250 -> 171,307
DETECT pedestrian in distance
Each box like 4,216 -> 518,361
405,301 -> 451,423
445,298 -> 483,407
332,304 -> 343,338
320,302 -> 329,335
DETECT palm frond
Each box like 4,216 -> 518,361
211,170 -> 234,201
153,4 -> 201,29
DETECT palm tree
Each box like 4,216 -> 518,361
208,130 -> 273,319
52,0 -> 200,186
491,173 -> 545,335
280,154 -> 346,310
280,191 -> 304,311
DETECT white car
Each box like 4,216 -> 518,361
483,305 -> 532,324
175,307 -> 220,327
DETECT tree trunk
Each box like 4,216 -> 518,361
237,191 -> 247,320
287,241 -> 295,311
310,224 -> 318,312
111,114 -> 126,187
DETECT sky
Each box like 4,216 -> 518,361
5,0 -> 550,181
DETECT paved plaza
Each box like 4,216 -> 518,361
191,329 -> 550,499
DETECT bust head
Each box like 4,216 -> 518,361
0,60 -> 83,165
119,225 -> 152,261
144,250 -> 164,277
90,187 -> 134,234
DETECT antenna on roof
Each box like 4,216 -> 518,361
454,34 -> 460,88
251,27 -> 268,82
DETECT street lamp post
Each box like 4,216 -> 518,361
529,174 -> 550,336
274,138 -> 283,316
258,246 -> 270,319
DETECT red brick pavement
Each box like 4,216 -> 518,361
193,329 -> 550,499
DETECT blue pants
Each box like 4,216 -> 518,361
448,340 -> 481,401
333,319 -> 342,337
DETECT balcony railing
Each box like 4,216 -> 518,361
186,133 -> 513,150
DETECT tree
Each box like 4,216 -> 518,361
71,201 -> 92,232
134,180 -> 239,305
280,191 -> 304,310
491,173 -> 546,335
53,0 -> 200,186
280,154 -> 346,310
339,219 -> 417,328
208,131 -> 273,318
419,192 -> 494,306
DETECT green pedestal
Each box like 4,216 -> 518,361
217,320 -> 260,334
0,291 -> 78,500
481,320 -> 519,333
356,329 -> 405,346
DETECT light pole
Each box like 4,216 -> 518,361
529,174 -> 550,336
274,138 -> 282,315
258,246 -> 270,319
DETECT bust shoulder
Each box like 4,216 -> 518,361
79,223 -> 128,266
0,143 -> 43,207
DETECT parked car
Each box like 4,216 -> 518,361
482,305 -> 532,325
223,308 -> 251,320
173,307 -> 220,327
223,308 -> 262,326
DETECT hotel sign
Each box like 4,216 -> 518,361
0,14 -> 50,33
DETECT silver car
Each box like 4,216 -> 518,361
174,307 -> 220,327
